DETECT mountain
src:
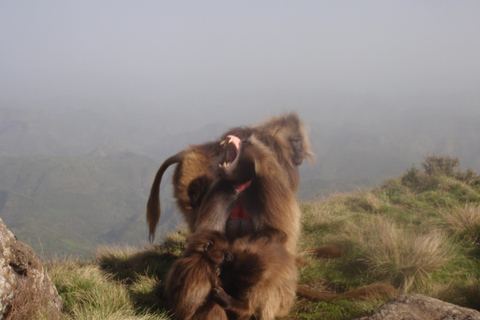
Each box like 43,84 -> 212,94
0,154 -> 179,257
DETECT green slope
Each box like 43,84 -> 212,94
0,154 -> 178,257
44,155 -> 480,319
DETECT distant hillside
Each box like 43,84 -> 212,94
0,107 -> 227,159
3,105 -> 480,200
299,109 -> 480,199
2,103 -> 480,257
0,154 -> 179,257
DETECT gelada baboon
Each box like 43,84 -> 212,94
164,229 -> 231,320
169,126 -> 302,319
150,113 -> 395,304
146,112 -> 314,242
193,128 -> 304,254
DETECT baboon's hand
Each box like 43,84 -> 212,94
212,287 -> 232,308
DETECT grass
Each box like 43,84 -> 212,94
38,155 -> 480,319
47,258 -> 170,320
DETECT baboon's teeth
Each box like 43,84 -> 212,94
228,137 -> 234,143
218,162 -> 231,168
220,140 -> 226,146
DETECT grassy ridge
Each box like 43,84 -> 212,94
38,156 -> 480,320
296,156 -> 480,318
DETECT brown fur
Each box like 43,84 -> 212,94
146,112 -> 314,241
304,245 -> 345,259
164,230 -> 231,320
193,115 -> 312,253
151,113 -> 394,307
182,124 -> 305,319
213,235 -> 297,320
188,118 -> 397,304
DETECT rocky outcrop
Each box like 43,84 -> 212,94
0,218 -> 63,319
355,294 -> 480,320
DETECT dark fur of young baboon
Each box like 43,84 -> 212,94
212,235 -> 297,320
164,229 -> 232,320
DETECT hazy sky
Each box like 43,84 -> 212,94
1,1 -> 479,115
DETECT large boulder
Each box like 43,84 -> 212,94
355,293 -> 480,320
0,218 -> 63,319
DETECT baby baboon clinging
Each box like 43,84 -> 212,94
164,230 -> 293,320
214,235 -> 297,320
164,229 -> 231,320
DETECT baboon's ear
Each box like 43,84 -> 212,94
204,241 -> 213,252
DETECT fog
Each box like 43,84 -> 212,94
1,1 -> 480,128
2,1 -> 480,256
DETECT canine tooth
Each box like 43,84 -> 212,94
220,140 -> 226,146
228,137 -> 234,143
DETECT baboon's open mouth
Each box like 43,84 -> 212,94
219,135 -> 241,168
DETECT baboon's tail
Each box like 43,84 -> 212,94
296,285 -> 338,302
296,284 -> 398,302
146,152 -> 185,242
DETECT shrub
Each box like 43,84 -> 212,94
401,155 -> 480,193
401,165 -> 439,192
422,155 -> 459,177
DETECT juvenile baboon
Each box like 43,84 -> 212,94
164,229 -> 231,320
213,235 -> 297,320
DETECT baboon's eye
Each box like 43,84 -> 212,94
204,241 -> 213,252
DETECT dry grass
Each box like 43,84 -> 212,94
334,216 -> 455,292
441,203 -> 480,240
4,277 -> 58,320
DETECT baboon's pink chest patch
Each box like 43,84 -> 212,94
228,201 -> 252,220
228,180 -> 253,220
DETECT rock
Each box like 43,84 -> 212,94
0,218 -> 63,319
355,293 -> 480,320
